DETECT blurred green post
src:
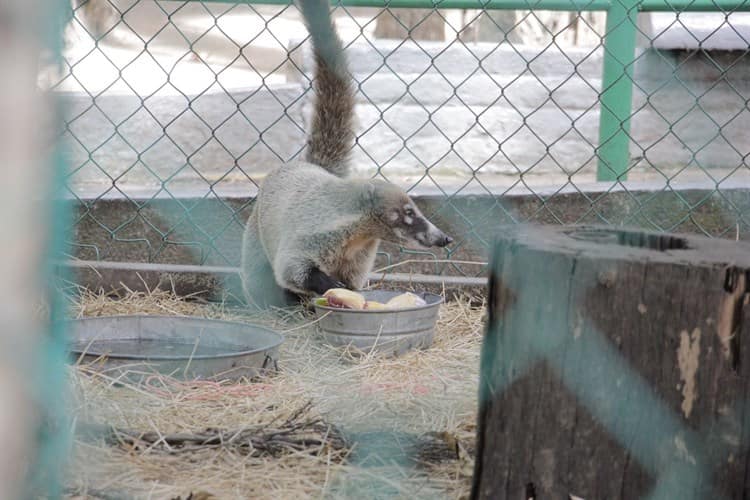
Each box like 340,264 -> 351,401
26,1 -> 73,497
596,0 -> 639,181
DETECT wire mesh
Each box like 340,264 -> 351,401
45,0 -> 750,279
28,3 -> 750,496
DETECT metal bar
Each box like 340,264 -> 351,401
195,0 -> 750,10
596,0 -> 639,182
371,271 -> 487,287
197,0 -> 613,10
6,1 -> 72,497
35,2 -> 74,496
639,0 -> 750,10
65,260 -> 487,294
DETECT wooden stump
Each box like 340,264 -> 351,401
471,225 -> 750,500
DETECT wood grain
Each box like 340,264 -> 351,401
472,225 -> 750,499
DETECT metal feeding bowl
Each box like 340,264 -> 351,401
312,290 -> 443,356
68,315 -> 283,380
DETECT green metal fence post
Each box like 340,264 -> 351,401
597,0 -> 640,182
27,1 -> 73,497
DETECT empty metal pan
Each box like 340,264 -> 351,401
68,315 -> 283,380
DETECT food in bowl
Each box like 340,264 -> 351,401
318,288 -> 427,310
363,300 -> 388,310
384,292 -> 426,309
313,290 -> 442,356
322,288 -> 366,309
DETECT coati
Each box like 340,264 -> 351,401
240,0 -> 452,308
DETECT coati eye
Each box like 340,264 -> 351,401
405,208 -> 415,217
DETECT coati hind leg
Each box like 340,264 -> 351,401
240,210 -> 297,309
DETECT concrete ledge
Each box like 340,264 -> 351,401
66,183 -> 750,286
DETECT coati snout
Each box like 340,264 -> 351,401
386,203 -> 453,249
371,182 -> 453,249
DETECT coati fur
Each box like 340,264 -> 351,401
240,0 -> 452,308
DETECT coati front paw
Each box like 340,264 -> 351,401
302,266 -> 348,295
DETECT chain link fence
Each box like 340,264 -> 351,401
20,3 -> 750,496
45,0 -> 750,278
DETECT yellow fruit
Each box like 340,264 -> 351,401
323,288 -> 366,310
386,292 -> 426,309
364,301 -> 388,310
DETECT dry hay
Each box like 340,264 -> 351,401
64,288 -> 485,499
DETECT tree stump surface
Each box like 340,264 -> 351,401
471,225 -> 750,500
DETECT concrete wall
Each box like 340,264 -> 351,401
60,37 -> 750,202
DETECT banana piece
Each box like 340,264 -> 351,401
323,288 -> 366,310
364,301 -> 388,310
386,292 -> 426,309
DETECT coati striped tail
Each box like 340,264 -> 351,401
298,0 -> 355,178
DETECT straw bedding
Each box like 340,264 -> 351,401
64,287 -> 485,500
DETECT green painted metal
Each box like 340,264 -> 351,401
640,0 -> 750,10
26,1 -> 73,498
198,0 -> 613,9
596,0 -> 639,181
198,0 -> 750,10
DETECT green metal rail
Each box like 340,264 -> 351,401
200,0 -> 750,182
201,0 -> 750,10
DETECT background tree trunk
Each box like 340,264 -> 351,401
374,9 -> 446,41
